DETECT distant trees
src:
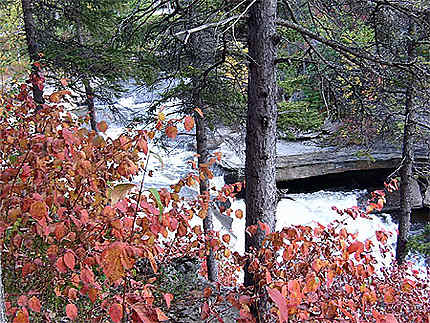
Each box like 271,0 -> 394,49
20,0 -> 143,127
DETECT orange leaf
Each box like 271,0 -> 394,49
204,287 -> 212,298
288,279 -> 301,295
101,242 -> 134,282
184,116 -> 195,131
384,288 -> 395,304
66,303 -> 78,321
164,293 -> 173,309
63,251 -> 76,270
194,107 -> 204,117
49,90 -> 71,103
158,112 -> 166,121
13,308 -> 29,323
235,209 -> 243,219
222,234 -> 231,244
166,126 -> 178,139
97,121 -> 108,133
109,303 -> 123,323
28,296 -> 41,313
60,78 -> 69,86
88,287 -> 98,303
29,200 -> 47,221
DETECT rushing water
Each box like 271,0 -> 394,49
90,84 -> 427,270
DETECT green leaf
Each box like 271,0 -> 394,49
148,188 -> 163,221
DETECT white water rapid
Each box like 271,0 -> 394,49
89,83 -> 425,271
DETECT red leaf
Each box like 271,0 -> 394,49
28,296 -> 41,313
62,128 -> 77,145
97,121 -> 108,133
164,293 -> 173,309
137,138 -> 148,155
64,251 -> 76,270
385,314 -> 398,323
109,303 -> 123,323
156,308 -> 169,321
258,221 -> 271,235
166,126 -> 178,139
60,78 -> 69,86
56,257 -> 67,273
184,116 -> 195,131
347,241 -> 364,254
80,267 -> 95,285
222,234 -> 231,244
201,302 -> 210,320
18,295 -> 28,307
66,303 -> 78,321
266,287 -> 288,323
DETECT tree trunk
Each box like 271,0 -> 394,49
195,111 -> 218,281
76,22 -> 97,132
244,0 -> 278,320
21,0 -> 45,106
83,79 -> 97,131
187,4 -> 218,282
0,251 -> 7,322
396,21 -> 417,264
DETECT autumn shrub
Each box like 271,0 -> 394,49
0,75 -> 234,322
1,75 -> 429,323
204,190 -> 430,323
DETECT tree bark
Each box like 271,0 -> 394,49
244,0 -> 278,320
21,0 -> 45,106
187,3 -> 219,282
83,79 -> 98,131
396,21 -> 417,265
195,111 -> 218,281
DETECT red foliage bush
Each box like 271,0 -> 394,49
1,76 -> 429,323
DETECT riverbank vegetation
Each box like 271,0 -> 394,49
1,0 -> 430,322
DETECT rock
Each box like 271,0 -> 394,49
321,118 -> 342,134
423,185 -> 430,207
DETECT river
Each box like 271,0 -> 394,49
90,83 -> 426,270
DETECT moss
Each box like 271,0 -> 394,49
408,223 -> 430,256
